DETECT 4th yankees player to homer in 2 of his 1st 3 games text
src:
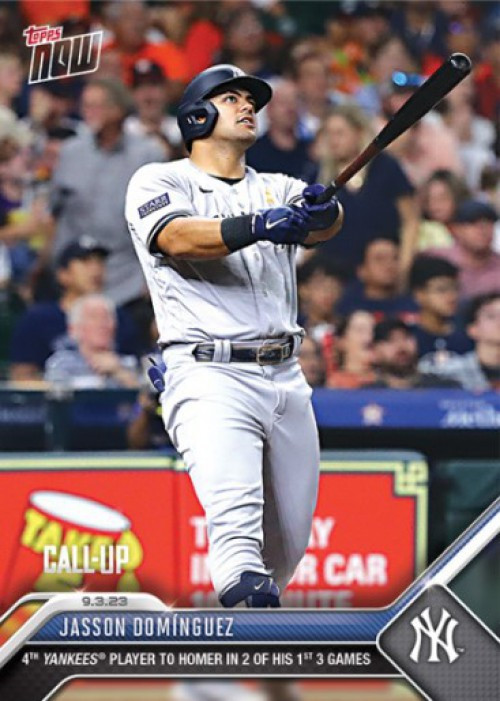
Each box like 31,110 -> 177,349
125,64 -> 343,610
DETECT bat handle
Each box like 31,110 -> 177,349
312,181 -> 339,205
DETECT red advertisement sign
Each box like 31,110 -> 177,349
176,455 -> 428,608
0,452 -> 427,615
0,455 -> 177,613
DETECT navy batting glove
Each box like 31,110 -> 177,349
253,206 -> 309,245
147,357 -> 167,393
301,184 -> 340,231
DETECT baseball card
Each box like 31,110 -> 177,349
0,2 -> 498,701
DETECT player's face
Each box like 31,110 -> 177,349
210,89 -> 257,145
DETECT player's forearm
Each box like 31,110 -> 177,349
303,203 -> 344,246
156,217 -> 230,259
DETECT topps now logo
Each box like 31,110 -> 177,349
23,23 -> 102,84
410,607 -> 463,664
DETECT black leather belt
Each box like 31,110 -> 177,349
193,337 -> 295,366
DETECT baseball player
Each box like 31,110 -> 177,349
125,64 -> 342,610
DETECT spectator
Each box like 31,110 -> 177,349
127,316 -> 169,449
20,0 -> 89,27
355,35 -> 416,117
0,51 -> 24,117
0,123 -> 52,291
429,199 -> 500,299
379,72 -> 464,188
418,169 -> 469,250
103,0 -> 190,97
298,335 -> 325,388
409,255 -> 473,358
125,59 -> 179,157
479,165 -> 499,215
297,256 -> 347,344
327,310 -> 376,389
337,238 -> 418,320
9,237 -> 138,381
26,81 -> 82,143
45,294 -> 139,389
321,5 -> 390,97
31,125 -> 78,184
127,385 -> 167,449
0,275 -> 24,378
293,52 -> 336,140
246,79 -> 317,182
419,293 -> 500,392
149,1 -> 222,80
365,318 -> 460,389
443,13 -> 480,63
422,170 -> 470,226
50,78 -> 165,312
390,2 -> 448,65
474,28 -> 500,121
318,104 -> 419,271
218,6 -> 277,80
440,76 -> 496,190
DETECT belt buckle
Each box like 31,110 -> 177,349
256,342 -> 286,366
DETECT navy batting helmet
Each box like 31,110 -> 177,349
177,64 -> 272,151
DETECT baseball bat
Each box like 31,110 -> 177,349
315,53 -> 472,204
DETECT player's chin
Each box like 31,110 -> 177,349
235,122 -> 257,138
237,129 -> 257,146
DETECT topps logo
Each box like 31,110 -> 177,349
23,23 -> 102,85
410,607 -> 462,664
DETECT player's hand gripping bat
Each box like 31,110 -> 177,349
313,53 -> 472,204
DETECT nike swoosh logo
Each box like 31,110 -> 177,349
254,581 -> 265,591
265,217 -> 288,230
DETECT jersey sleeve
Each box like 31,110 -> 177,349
283,175 -> 308,206
125,163 -> 195,253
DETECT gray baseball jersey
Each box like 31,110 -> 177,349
125,158 -> 306,344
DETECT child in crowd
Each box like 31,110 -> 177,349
409,255 -> 473,359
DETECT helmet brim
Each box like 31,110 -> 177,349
203,75 -> 272,112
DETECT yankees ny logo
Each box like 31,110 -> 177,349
410,607 -> 461,663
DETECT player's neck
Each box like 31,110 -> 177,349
190,141 -> 246,179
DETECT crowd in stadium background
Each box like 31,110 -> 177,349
0,0 -> 498,418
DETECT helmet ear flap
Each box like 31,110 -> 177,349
178,99 -> 219,152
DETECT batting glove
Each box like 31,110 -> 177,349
300,184 -> 340,231
147,357 -> 167,393
253,205 -> 310,245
